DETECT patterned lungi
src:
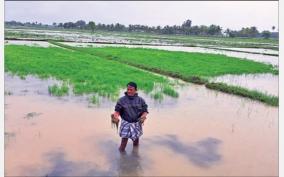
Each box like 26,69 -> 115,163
119,119 -> 143,141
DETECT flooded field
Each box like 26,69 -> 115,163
210,73 -> 279,96
218,47 -> 279,55
5,39 -> 278,67
5,28 -> 157,44
5,40 -> 279,100
5,40 -> 55,47
61,41 -> 279,67
4,73 -> 278,176
6,28 -> 278,49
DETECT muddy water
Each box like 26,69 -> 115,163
5,76 -> 278,176
4,73 -> 114,108
219,47 -> 278,55
6,29 -> 136,44
210,73 -> 279,96
61,42 -> 279,67
5,40 -> 56,47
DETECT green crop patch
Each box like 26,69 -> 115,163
76,46 -> 277,79
5,45 -> 178,102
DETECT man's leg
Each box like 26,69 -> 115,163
119,138 -> 128,152
133,138 -> 139,146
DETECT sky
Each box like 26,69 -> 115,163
5,1 -> 278,31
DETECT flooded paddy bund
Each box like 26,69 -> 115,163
4,72 -> 278,176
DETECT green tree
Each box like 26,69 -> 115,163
88,21 -> 96,33
182,19 -> 192,28
262,30 -> 271,39
75,20 -> 86,29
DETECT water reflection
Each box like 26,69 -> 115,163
23,150 -> 114,176
97,139 -> 146,177
117,147 -> 143,176
145,135 -> 222,168
210,73 -> 278,96
4,73 -> 278,176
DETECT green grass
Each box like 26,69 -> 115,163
72,46 -> 277,80
205,82 -> 278,106
48,83 -> 69,96
5,45 -> 178,101
162,85 -> 179,97
151,92 -> 164,101
90,95 -> 101,105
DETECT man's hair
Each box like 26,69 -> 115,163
127,82 -> 137,90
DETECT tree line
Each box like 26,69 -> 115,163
5,19 -> 278,39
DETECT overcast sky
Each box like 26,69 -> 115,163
5,1 -> 278,31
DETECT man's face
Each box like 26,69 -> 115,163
127,86 -> 136,96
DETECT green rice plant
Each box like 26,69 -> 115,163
90,95 -> 100,105
47,42 -> 278,105
80,47 -> 277,76
5,45 -> 177,101
48,83 -> 69,96
162,85 -> 179,97
151,92 -> 164,101
72,46 -> 277,80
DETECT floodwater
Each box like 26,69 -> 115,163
5,40 -> 55,48
218,47 -> 278,55
6,28 -> 143,44
210,73 -> 279,96
6,28 -> 278,51
61,42 -> 279,67
5,74 -> 278,176
4,73 -> 111,107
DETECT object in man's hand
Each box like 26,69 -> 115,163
139,116 -> 146,125
111,114 -> 119,131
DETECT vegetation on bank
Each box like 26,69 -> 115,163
5,45 -> 178,101
205,82 -> 278,106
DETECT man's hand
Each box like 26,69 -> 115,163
139,112 -> 148,124
111,112 -> 120,123
141,112 -> 148,119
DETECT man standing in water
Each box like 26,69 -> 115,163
112,82 -> 149,152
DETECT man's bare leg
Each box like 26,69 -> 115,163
119,138 -> 128,152
133,138 -> 139,146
